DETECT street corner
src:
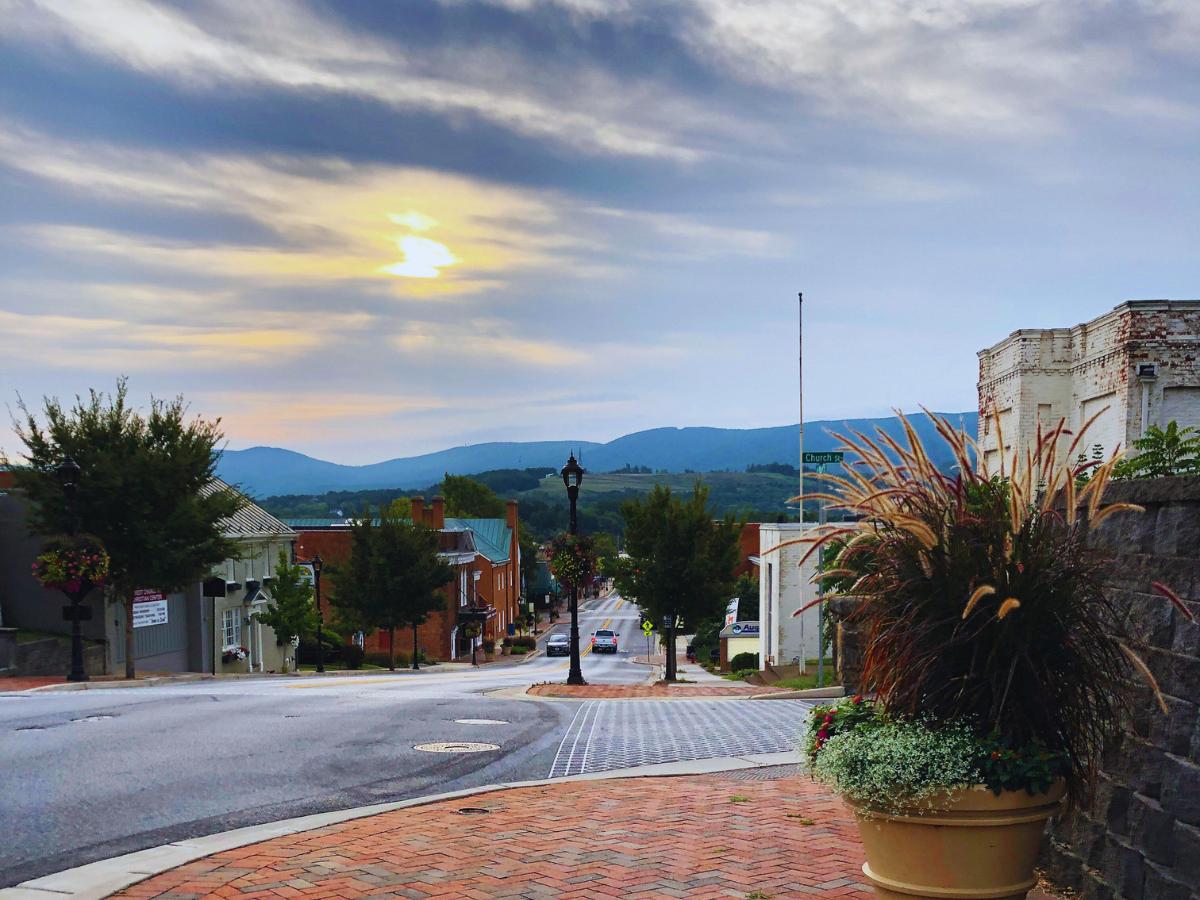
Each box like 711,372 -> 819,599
107,768 -> 874,900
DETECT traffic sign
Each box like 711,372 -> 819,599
803,451 -> 844,465
641,620 -> 654,636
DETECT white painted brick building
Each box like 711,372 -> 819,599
977,300 -> 1200,468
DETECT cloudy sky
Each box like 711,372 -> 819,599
1,0 -> 1198,464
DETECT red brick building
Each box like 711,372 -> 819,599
287,496 -> 522,662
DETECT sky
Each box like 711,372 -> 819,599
1,0 -> 1198,465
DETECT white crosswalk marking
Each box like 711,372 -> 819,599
547,699 -> 811,777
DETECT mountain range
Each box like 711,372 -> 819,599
216,412 -> 978,497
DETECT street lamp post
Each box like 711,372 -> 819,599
561,453 -> 586,686
311,553 -> 325,674
57,456 -> 89,683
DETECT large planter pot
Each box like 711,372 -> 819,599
851,780 -> 1065,899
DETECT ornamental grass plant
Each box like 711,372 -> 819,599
793,410 -> 1193,807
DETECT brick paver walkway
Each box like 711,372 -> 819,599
528,683 -> 785,698
0,676 -> 68,691
113,771 -> 872,899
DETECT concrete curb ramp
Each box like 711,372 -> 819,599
0,750 -> 801,900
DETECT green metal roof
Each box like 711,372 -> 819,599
445,517 -> 512,563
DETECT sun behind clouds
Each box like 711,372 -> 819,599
382,234 -> 458,279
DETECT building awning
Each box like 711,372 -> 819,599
458,605 -> 497,623
748,556 -> 761,567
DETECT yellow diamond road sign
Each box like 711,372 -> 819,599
641,620 -> 654,635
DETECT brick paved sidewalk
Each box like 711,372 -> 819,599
527,682 -> 786,699
113,771 -> 873,899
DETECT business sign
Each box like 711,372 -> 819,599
132,588 -> 168,628
730,621 -> 760,636
724,597 -> 740,628
803,452 -> 845,465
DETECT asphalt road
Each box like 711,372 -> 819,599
0,594 -> 650,886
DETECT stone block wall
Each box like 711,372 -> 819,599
1042,475 -> 1200,900
14,636 -> 106,677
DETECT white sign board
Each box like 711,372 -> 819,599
132,589 -> 168,628
298,564 -> 314,585
724,597 -> 740,628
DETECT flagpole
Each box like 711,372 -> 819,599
798,292 -> 804,517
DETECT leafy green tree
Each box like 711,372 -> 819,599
592,531 -> 620,575
518,531 -> 539,600
385,496 -> 412,519
253,551 -> 318,646
11,381 -> 244,678
612,483 -> 740,680
1116,421 -> 1200,479
440,473 -> 506,518
335,509 -> 454,670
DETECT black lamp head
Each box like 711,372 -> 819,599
56,455 -> 81,489
311,553 -> 323,576
560,453 -> 585,490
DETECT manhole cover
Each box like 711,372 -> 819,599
414,741 -> 499,753
72,715 -> 114,723
457,807 -> 491,815
454,718 -> 508,725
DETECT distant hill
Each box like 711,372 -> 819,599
216,412 -> 978,497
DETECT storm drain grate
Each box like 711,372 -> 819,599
457,807 -> 492,815
711,764 -> 806,782
414,742 -> 499,753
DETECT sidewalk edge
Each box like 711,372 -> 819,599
1,752 -> 800,900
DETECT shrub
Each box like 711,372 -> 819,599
482,638 -> 496,654
806,411 -> 1192,805
509,635 -> 536,652
729,651 -> 759,671
342,644 -> 365,670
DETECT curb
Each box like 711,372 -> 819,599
751,686 -> 846,700
1,751 -> 802,900
17,666 -> 460,694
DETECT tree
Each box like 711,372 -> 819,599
612,483 -> 740,681
1115,421 -> 1200,479
385,496 -> 412,519
253,551 -> 318,647
592,532 -> 620,575
12,381 -> 244,678
335,509 -> 453,670
441,473 -> 505,518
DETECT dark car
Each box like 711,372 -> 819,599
590,629 -> 619,653
545,632 -> 570,656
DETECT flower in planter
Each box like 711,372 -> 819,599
797,410 -> 1192,810
548,533 -> 596,588
221,646 -> 248,663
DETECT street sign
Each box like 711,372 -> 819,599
641,620 -> 654,636
803,451 -> 844,465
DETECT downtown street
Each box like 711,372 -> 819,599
0,594 -> 810,889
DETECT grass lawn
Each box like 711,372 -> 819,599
724,657 -> 840,691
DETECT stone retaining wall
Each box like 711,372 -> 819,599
13,636 -> 106,677
1042,476 -> 1200,900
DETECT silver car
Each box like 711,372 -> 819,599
545,632 -> 571,657
590,629 -> 619,653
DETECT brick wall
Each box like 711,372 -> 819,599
1042,476 -> 1200,900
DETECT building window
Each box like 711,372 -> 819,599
222,608 -> 241,649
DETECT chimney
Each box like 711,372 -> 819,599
506,499 -> 518,529
431,495 -> 445,529
410,496 -> 425,525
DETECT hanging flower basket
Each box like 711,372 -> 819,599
32,535 -> 109,595
548,533 -> 596,588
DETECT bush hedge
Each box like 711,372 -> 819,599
729,651 -> 759,671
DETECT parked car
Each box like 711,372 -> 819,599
590,629 -> 619,653
546,632 -> 571,657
